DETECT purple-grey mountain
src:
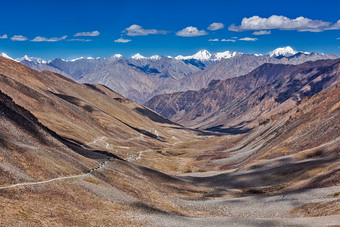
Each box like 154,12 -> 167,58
10,47 -> 339,103
146,58 -> 340,132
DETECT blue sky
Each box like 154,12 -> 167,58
1,0 -> 340,59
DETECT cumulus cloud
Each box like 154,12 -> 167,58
114,37 -> 131,43
252,30 -> 271,35
208,38 -> 219,41
229,15 -> 332,32
32,35 -> 67,42
0,34 -> 8,39
176,26 -> 208,37
74,31 -> 100,37
123,25 -> 167,36
67,38 -> 92,42
328,20 -> 340,30
208,22 -> 224,31
11,35 -> 28,41
221,39 -> 236,42
239,37 -> 258,41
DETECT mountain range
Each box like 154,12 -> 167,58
1,55 -> 340,225
146,58 -> 340,131
2,47 -> 338,103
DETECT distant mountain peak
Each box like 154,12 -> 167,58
132,53 -> 146,59
70,57 -> 84,62
192,50 -> 212,60
1,52 -> 13,60
149,55 -> 161,60
175,50 -> 212,60
69,57 -> 95,62
16,55 -> 50,64
175,49 -> 240,61
22,55 -> 32,61
113,54 -> 123,58
213,51 -> 239,60
269,46 -> 298,58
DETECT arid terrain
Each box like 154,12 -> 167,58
1,56 -> 340,226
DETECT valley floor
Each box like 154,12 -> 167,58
1,159 -> 340,227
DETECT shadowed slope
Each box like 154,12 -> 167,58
146,59 -> 340,131
0,89 -> 97,186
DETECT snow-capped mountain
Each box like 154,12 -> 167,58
132,53 -> 146,60
213,51 -> 239,60
112,54 -> 123,59
131,54 -> 164,60
16,55 -> 50,64
191,50 -> 212,60
149,55 -> 161,60
175,50 -> 240,61
175,50 -> 211,60
1,53 -> 13,60
269,46 -> 298,58
69,57 -> 97,62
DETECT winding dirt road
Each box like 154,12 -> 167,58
0,161 -> 107,190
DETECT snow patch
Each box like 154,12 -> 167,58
175,50 -> 239,61
132,53 -> 146,59
150,55 -> 161,60
1,53 -> 13,60
269,46 -> 298,58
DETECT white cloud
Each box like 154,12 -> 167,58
123,24 -> 167,36
208,38 -> 219,42
239,37 -> 258,41
67,38 -> 92,42
11,35 -> 28,41
0,34 -> 8,39
114,37 -> 131,43
31,35 -> 67,42
74,31 -> 100,37
252,30 -> 271,35
208,22 -> 224,31
327,20 -> 340,30
221,39 -> 236,42
176,26 -> 208,37
229,15 -> 332,32
337,37 -> 340,40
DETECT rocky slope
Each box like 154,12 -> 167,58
0,88 -> 97,186
146,59 -> 340,130
1,56 -> 340,225
20,59 -> 72,78
78,57 -> 202,103
0,56 -> 200,170
168,52 -> 339,93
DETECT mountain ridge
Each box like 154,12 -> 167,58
146,58 -> 340,130
4,47 -> 339,103
4,46 -> 335,62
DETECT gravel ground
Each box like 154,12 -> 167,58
131,185 -> 340,226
